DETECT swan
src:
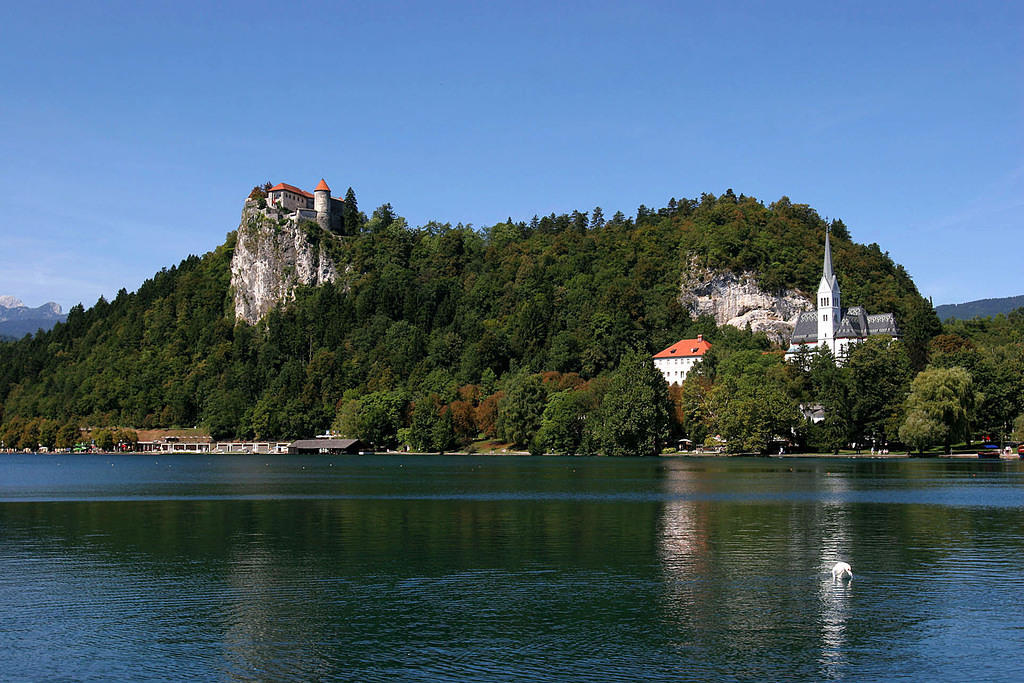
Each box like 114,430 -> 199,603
831,561 -> 853,581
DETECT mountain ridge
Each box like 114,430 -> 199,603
0,297 -> 66,339
935,295 -> 1024,321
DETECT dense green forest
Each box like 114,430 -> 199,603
4,189 -> 1018,455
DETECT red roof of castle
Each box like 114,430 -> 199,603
653,336 -> 712,359
268,182 -> 313,199
315,178 -> 331,192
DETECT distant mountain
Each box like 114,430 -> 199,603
935,295 -> 1024,321
0,297 -> 67,339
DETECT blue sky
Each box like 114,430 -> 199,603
1,0 -> 1020,311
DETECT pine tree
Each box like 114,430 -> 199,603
343,187 -> 360,234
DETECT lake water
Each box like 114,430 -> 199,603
1,454 -> 1023,681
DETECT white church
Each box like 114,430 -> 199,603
786,231 -> 900,361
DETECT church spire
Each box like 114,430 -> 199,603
822,228 -> 835,286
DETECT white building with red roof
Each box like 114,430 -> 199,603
264,179 -> 345,233
267,182 -> 315,212
653,335 -> 712,385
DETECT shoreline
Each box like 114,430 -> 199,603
3,449 -> 1019,460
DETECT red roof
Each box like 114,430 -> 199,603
267,182 -> 313,199
653,336 -> 712,359
315,178 -> 331,192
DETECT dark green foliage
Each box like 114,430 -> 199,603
406,396 -> 455,452
536,389 -> 593,456
0,191 -> 936,447
0,238 -> 236,433
902,298 -> 943,371
847,337 -> 913,447
593,350 -> 672,457
354,391 -> 408,449
931,311 -> 1024,440
496,370 -> 546,447
808,347 -> 851,454
342,187 -> 361,234
703,351 -> 801,454
900,367 -> 975,453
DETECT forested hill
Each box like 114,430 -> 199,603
936,295 -> 1024,321
0,191 -> 939,441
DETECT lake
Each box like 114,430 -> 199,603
1,454 -> 1023,681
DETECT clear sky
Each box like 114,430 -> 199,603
1,0 -> 1020,311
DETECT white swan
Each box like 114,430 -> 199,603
831,561 -> 853,581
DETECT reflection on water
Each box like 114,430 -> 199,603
1,455 -> 1023,680
819,572 -> 852,680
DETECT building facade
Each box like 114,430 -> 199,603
266,179 -> 345,233
653,335 -> 712,385
786,231 -> 900,361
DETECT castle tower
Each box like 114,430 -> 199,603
314,178 -> 331,230
817,229 -> 842,353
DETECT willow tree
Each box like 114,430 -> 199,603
899,366 -> 975,453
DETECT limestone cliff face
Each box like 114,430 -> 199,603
680,265 -> 812,344
230,202 -> 340,324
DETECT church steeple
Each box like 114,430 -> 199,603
822,228 -> 835,286
817,228 -> 841,353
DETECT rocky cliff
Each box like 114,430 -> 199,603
230,202 -> 340,324
679,266 -> 811,344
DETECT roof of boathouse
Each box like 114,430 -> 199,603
288,438 -> 364,452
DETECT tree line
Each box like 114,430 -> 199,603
3,188 -> 990,454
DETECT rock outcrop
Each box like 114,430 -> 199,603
680,266 -> 811,344
230,202 -> 340,324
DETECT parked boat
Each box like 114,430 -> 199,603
977,443 -> 1001,459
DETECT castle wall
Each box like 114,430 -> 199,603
269,190 -> 314,212
330,198 -> 345,233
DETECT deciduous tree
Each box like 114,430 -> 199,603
900,366 -> 974,453
497,371 -> 546,447
594,350 -> 672,456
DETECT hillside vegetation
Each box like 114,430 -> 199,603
0,191 -> 942,450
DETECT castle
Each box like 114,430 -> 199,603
786,231 -> 900,361
263,179 -> 345,233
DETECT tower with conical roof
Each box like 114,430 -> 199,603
816,229 -> 842,353
314,178 -> 331,230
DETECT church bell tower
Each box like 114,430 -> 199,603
816,230 -> 841,353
